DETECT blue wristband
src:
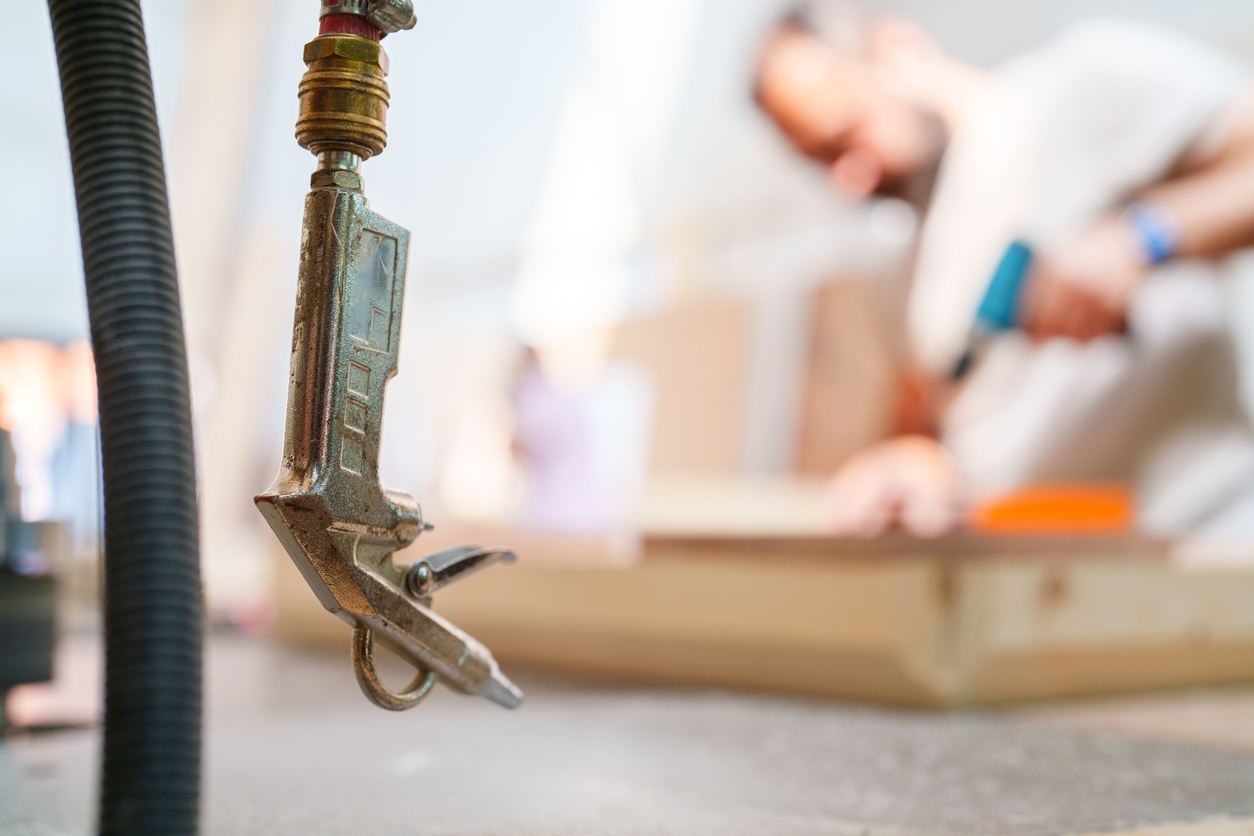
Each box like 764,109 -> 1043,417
1124,202 -> 1178,265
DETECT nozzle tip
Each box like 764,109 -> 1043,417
480,669 -> 523,709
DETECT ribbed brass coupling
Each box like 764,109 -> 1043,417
296,35 -> 391,160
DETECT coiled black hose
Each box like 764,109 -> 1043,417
47,1 -> 203,834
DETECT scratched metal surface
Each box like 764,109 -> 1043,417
6,635 -> 1254,836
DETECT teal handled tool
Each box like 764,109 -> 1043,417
950,240 -> 1034,380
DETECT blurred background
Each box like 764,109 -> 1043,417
16,3 -> 1254,833
9,0 -> 1254,723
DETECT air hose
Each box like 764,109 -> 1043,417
47,1 -> 203,834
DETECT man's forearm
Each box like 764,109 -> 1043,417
1140,99 -> 1254,259
894,369 -> 961,438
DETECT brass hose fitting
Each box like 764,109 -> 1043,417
296,34 -> 391,161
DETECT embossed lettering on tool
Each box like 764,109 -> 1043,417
256,0 -> 522,711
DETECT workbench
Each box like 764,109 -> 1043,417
275,524 -> 1254,706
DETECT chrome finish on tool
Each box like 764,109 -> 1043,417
363,0 -> 417,35
317,149 -> 362,173
257,11 -> 521,712
352,626 -> 436,710
256,184 -> 522,711
319,0 -> 417,35
319,0 -> 370,18
405,546 -> 517,597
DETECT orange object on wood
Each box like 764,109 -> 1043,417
970,483 -> 1134,535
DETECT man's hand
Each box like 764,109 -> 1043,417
1021,217 -> 1147,342
824,435 -> 964,537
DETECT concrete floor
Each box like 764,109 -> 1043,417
6,635 -> 1254,835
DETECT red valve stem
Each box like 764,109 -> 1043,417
319,13 -> 382,41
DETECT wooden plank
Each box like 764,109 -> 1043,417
952,556 -> 1254,702
645,532 -> 1173,564
272,523 -> 1254,706
434,549 -> 953,705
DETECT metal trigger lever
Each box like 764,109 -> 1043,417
255,0 -> 522,712
406,546 -> 517,597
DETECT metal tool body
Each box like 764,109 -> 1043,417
256,1 -> 521,711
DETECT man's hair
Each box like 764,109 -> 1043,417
776,1 -> 869,55
753,1 -> 870,108
755,1 -> 941,206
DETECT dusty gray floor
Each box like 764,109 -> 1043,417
6,635 -> 1254,836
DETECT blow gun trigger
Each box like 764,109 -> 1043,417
406,546 -> 518,597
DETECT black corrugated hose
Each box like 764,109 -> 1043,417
47,1 -> 203,834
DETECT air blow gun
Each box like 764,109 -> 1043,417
256,0 -> 522,711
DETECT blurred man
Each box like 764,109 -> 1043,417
756,4 -> 1254,538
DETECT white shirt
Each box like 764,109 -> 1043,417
907,19 -> 1253,529
910,17 -> 1248,374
